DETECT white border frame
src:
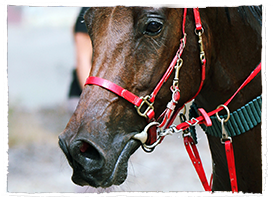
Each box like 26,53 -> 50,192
1,0 -> 272,198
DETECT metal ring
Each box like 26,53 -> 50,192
216,104 -> 230,123
194,27 -> 204,36
142,136 -> 163,150
141,144 -> 155,153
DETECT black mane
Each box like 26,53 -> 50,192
238,5 -> 262,26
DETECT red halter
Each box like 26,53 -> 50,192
85,8 -> 206,143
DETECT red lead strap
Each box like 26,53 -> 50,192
183,128 -> 238,193
225,141 -> 238,193
181,63 -> 260,193
184,136 -> 212,191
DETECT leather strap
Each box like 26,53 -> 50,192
198,108 -> 212,127
176,62 -> 261,132
184,135 -> 212,191
162,7 -> 205,129
225,140 -> 238,193
193,8 -> 202,31
85,76 -> 143,107
149,8 -> 188,103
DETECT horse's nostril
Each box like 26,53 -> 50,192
79,141 -> 101,161
69,140 -> 105,173
80,141 -> 90,153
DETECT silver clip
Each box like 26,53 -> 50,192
220,118 -> 232,144
160,125 -> 182,137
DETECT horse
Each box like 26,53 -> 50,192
58,6 -> 262,193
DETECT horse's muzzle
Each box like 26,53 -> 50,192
58,134 -> 106,187
58,133 -> 140,188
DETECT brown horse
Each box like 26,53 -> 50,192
59,6 -> 262,192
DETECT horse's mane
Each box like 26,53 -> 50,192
238,5 -> 262,26
225,6 -> 262,25
225,5 -> 262,33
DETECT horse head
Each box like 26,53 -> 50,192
59,7 -> 206,188
59,6 -> 262,191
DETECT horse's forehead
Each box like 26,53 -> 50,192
87,6 -> 168,22
93,6 -> 165,13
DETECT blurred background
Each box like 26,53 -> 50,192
7,6 -> 212,193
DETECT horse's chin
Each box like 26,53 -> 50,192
71,139 -> 140,188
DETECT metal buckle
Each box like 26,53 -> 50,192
135,95 -> 154,118
185,118 -> 199,127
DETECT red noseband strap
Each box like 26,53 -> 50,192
85,76 -> 156,120
85,77 -> 143,107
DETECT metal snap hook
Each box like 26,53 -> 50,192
216,104 -> 230,123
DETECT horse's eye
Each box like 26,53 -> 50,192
144,21 -> 163,36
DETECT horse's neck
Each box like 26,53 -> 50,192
195,7 -> 262,113
195,63 -> 262,113
194,55 -> 262,192
193,8 -> 262,192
